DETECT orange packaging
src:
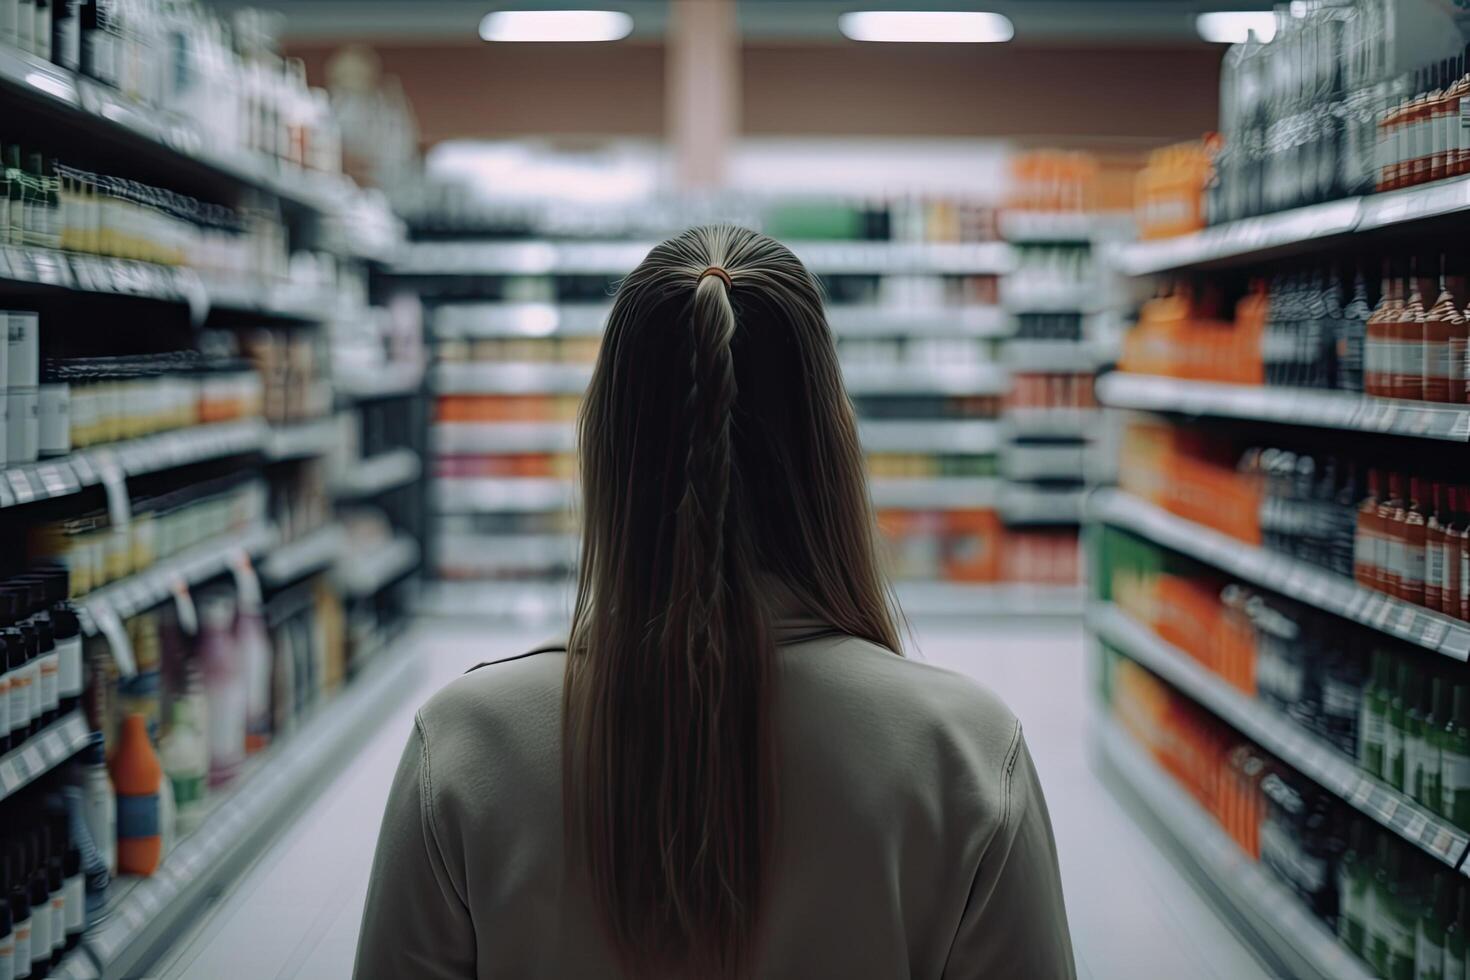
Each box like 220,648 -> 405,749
941,509 -> 1004,583
112,713 -> 163,876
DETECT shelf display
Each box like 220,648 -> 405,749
1093,11 -> 1470,974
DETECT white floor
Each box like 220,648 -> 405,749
152,616 -> 1271,980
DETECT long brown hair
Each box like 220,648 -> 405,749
565,225 -> 902,977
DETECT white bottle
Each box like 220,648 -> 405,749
6,312 -> 36,466
159,698 -> 207,833
77,735 -> 116,876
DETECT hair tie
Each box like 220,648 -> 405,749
698,266 -> 732,288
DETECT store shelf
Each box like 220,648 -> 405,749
332,449 -> 422,500
262,418 -> 338,461
1096,373 -> 1470,442
841,363 -> 1008,395
434,301 -> 1013,339
828,305 -> 1013,338
258,524 -> 346,588
1096,716 -> 1375,980
336,536 -> 421,599
1000,444 -> 1087,481
1003,340 -> 1106,373
858,420 -> 1002,454
1109,178 -> 1470,277
419,579 -> 573,621
77,524 -> 275,636
334,363 -> 425,401
434,422 -> 577,454
869,477 -> 999,510
1000,485 -> 1085,524
1000,211 -> 1100,243
1000,282 -> 1099,313
1090,489 -> 1470,660
1091,602 -> 1470,868
0,711 -> 90,802
0,42 -> 345,217
894,581 -> 1082,616
435,478 -> 575,513
435,533 -> 578,574
1003,407 -> 1099,439
434,362 -> 595,395
66,643 -> 419,980
396,239 -> 1014,276
0,419 -> 265,510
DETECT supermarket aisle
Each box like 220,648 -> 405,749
155,617 -> 1268,980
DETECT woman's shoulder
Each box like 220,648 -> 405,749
416,641 -> 569,749
783,633 -> 1021,762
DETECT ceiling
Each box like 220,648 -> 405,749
203,0 -> 1275,44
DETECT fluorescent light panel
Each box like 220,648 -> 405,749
479,10 -> 633,43
1195,11 -> 1277,44
838,10 -> 1014,43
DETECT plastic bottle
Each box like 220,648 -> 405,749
75,734 -> 114,877
199,593 -> 244,786
110,714 -> 161,876
158,698 -> 206,833
50,606 -> 78,718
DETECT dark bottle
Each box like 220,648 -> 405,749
1338,267 -> 1371,393
11,844 -> 31,980
50,606 -> 78,718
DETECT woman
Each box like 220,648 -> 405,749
355,225 -> 1074,979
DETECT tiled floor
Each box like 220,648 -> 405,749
153,617 -> 1269,979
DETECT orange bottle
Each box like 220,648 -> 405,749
1379,473 -> 1406,598
1365,272 -> 1397,397
1403,477 -> 1429,606
111,714 -> 162,876
1397,271 -> 1426,401
1428,482 -> 1450,612
1425,268 -> 1463,403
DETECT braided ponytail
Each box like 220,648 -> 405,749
567,226 -> 899,979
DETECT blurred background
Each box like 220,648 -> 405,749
0,0 -> 1465,977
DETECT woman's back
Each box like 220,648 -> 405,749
355,226 -> 1073,977
355,625 -> 1073,979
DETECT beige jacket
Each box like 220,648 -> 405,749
354,619 -> 1075,979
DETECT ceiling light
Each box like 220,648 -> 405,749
478,10 -> 633,43
838,11 -> 1014,43
1195,11 -> 1277,44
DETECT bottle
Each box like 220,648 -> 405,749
1366,270 -> 1399,397
1445,684 -> 1470,829
1398,270 -> 1427,401
1381,473 -> 1407,599
50,0 -> 78,71
31,0 -> 48,63
1427,675 -> 1451,813
1404,478 -> 1430,607
50,606 -> 77,718
1430,483 -> 1452,614
35,360 -> 67,461
18,626 -> 38,739
59,848 -> 78,953
26,836 -> 49,980
1389,659 -> 1411,791
110,714 -> 161,876
1339,267 -> 1372,393
32,617 -> 54,730
1448,488 -> 1467,620
158,698 -> 206,833
11,848 -> 30,980
1383,846 -> 1420,980
1361,651 -> 1390,777
6,627 -> 31,753
1339,820 -> 1368,955
1421,872 -> 1451,980
75,734 -> 113,877
43,847 -> 59,968
199,593 -> 244,787
1426,266 -> 1462,402
1408,669 -> 1432,803
1358,469 -> 1383,588
237,575 -> 270,755
7,311 -> 37,466
1447,881 -> 1467,980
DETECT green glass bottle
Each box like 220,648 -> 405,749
1445,881 -> 1466,980
1384,847 -> 1422,980
1339,819 -> 1368,956
1418,870 -> 1449,980
1443,685 -> 1470,828
1408,669 -> 1433,804
1371,835 -> 1394,976
4,145 -> 23,247
1363,650 -> 1390,777
1426,675 -> 1452,815
1389,659 -> 1412,792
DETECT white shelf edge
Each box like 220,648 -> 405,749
894,581 -> 1082,616
1096,716 -> 1377,980
1089,489 -> 1470,659
1090,601 -> 1469,867
78,524 -> 276,634
0,711 -> 90,803
869,477 -> 1000,510
262,418 -> 338,461
258,524 -> 346,587
332,449 -> 422,499
1096,373 -> 1470,442
337,536 -> 421,598
434,478 -> 576,514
